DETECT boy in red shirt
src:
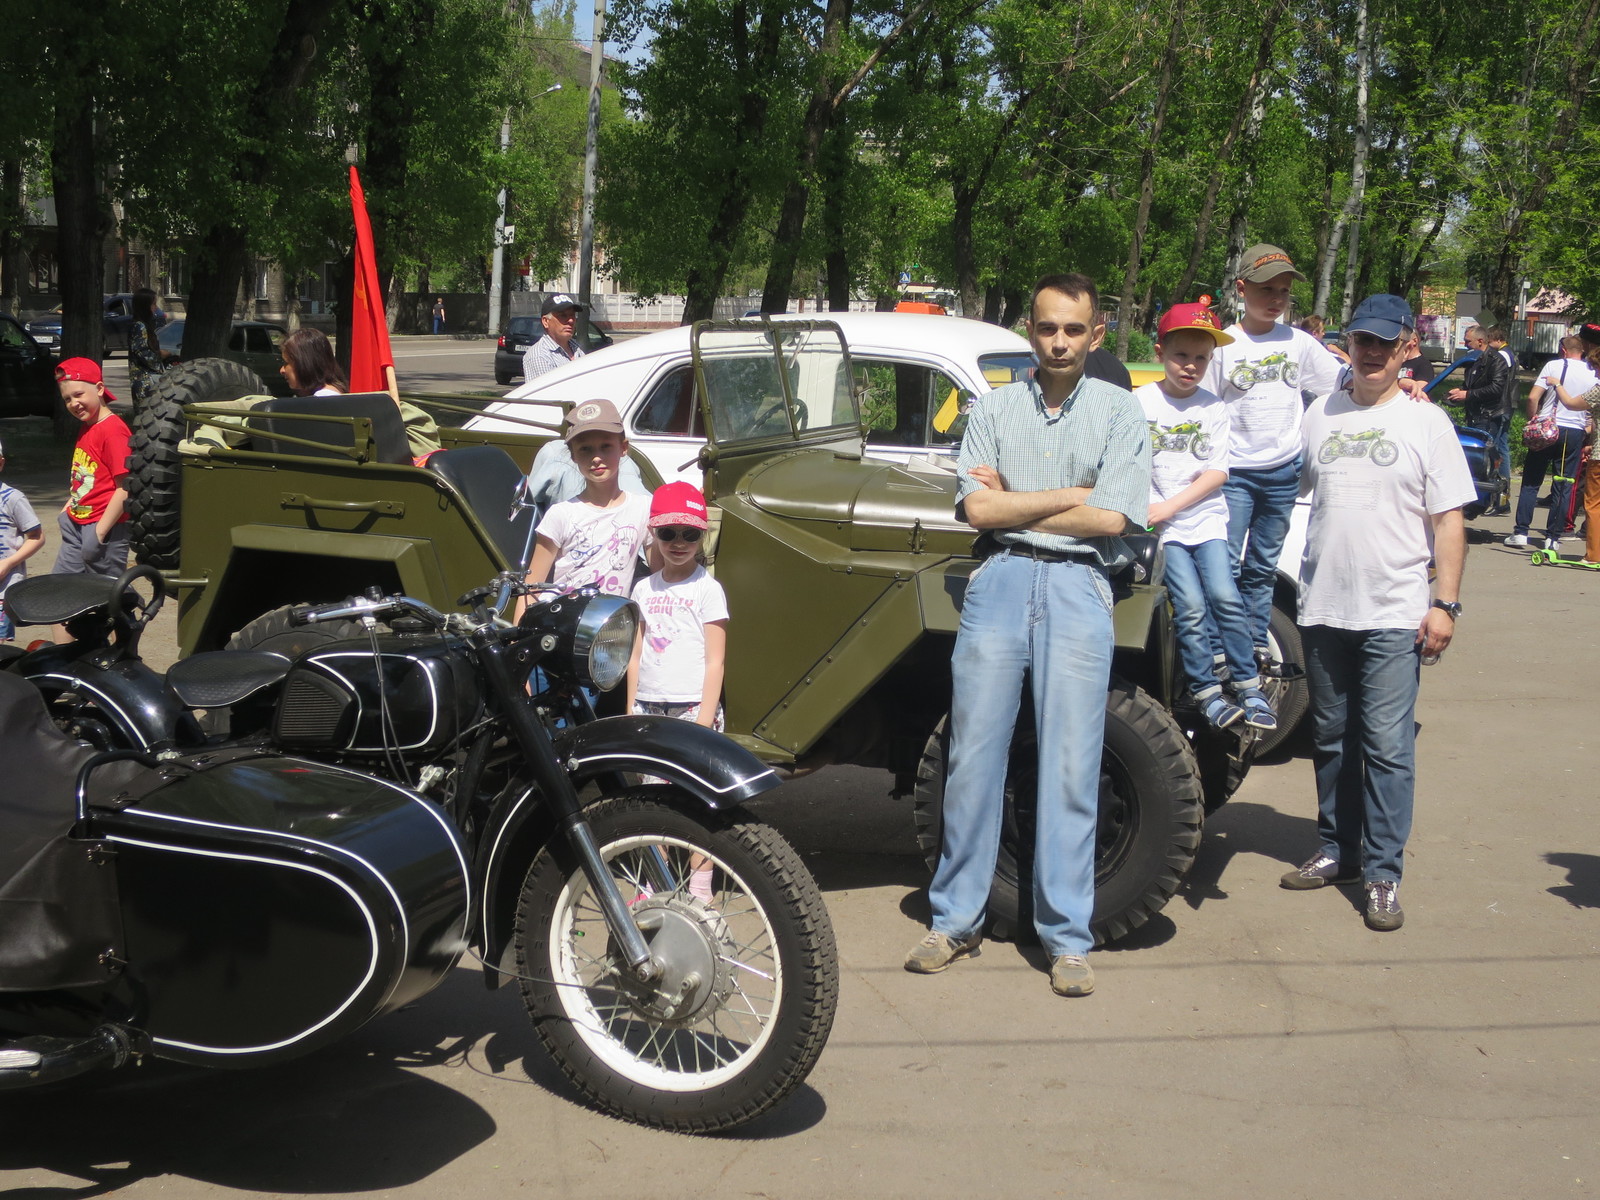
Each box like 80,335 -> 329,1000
53,358 -> 132,580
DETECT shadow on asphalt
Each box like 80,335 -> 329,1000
1544,851 -> 1600,909
1179,800 -> 1319,911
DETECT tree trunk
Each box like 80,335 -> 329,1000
183,0 -> 338,358
820,126 -> 852,310
1,159 -> 24,318
1314,0 -> 1371,319
1219,78 -> 1267,325
1115,13 -> 1182,359
51,88 -> 109,362
1166,0 -> 1287,308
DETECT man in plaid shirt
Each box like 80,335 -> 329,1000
904,273 -> 1152,997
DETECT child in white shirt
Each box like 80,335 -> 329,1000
1139,304 -> 1275,731
627,481 -> 728,903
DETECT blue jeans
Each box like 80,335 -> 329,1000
1164,538 -> 1260,696
1302,625 -> 1421,884
1222,456 -> 1301,650
1514,426 -> 1585,538
930,553 -> 1112,957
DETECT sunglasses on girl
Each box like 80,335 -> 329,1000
655,527 -> 703,542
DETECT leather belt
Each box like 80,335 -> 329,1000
991,543 -> 1084,564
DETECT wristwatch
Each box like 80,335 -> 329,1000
1432,599 -> 1463,619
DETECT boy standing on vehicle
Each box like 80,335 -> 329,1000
1137,304 -> 1275,731
904,273 -> 1151,998
1204,246 -> 1343,671
1282,295 -> 1473,931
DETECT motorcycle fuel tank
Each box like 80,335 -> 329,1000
272,634 -> 484,754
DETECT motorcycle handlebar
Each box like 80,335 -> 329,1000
290,594 -> 450,628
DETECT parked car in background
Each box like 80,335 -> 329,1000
157,320 -> 291,395
493,316 -> 614,386
475,311 -> 1036,484
0,314 -> 58,422
22,294 -> 142,358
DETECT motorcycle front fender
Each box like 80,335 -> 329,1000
474,715 -> 782,987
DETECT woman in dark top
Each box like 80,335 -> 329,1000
127,288 -> 168,405
279,328 -> 347,397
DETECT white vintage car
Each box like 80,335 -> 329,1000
469,312 -> 1037,485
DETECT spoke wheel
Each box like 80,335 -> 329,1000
516,792 -> 837,1132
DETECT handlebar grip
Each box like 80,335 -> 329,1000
288,604 -> 317,626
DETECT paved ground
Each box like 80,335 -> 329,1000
0,441 -> 1596,1197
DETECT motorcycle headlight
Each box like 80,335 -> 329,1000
572,595 -> 638,691
522,591 -> 639,692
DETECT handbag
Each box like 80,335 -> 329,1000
1522,361 -> 1566,450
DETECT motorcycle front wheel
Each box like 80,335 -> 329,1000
515,792 -> 838,1133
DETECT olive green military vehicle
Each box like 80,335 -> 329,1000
129,321 -> 1243,946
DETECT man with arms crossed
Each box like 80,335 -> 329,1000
1282,294 -> 1473,931
905,273 -> 1151,996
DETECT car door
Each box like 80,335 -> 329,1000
0,316 -> 52,418
853,350 -> 1032,467
626,363 -> 709,486
243,325 -> 284,386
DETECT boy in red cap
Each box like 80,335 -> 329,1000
1139,305 -> 1274,730
52,358 -> 133,591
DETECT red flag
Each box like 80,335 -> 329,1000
348,165 -> 394,394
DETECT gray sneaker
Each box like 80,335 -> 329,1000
904,930 -> 981,973
1049,954 -> 1095,997
1281,852 -> 1361,890
1365,880 -> 1404,931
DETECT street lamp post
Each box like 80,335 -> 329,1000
576,0 -> 605,345
489,82 -> 562,337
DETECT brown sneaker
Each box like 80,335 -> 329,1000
1049,954 -> 1095,997
1281,853 -> 1361,890
904,930 -> 981,974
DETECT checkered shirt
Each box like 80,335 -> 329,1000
522,333 -> 585,382
955,375 -> 1152,569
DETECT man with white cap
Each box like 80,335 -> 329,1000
521,292 -> 588,382
1282,294 -> 1474,932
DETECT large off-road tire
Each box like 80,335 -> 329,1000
912,679 -> 1203,946
1257,602 -> 1309,756
126,358 -> 269,569
223,603 -> 368,657
516,791 -> 838,1133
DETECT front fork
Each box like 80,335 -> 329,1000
472,631 -> 661,983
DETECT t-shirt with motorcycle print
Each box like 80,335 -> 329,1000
535,491 -> 650,596
1297,390 -> 1475,631
630,566 -> 729,704
1204,324 -> 1343,472
1134,381 -> 1231,547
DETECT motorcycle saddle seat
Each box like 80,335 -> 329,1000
5,574 -> 121,626
166,650 -> 292,709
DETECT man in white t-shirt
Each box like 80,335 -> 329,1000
1281,294 -> 1475,933
1506,335 -> 1597,548
1203,245 -> 1343,670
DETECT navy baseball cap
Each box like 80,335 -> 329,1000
540,292 -> 585,315
1346,294 -> 1415,340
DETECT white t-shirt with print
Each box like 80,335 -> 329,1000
536,492 -> 650,596
1298,390 -> 1476,631
1205,324 -> 1344,471
1533,358 -> 1598,432
1134,381 -> 1231,546
630,566 -> 729,703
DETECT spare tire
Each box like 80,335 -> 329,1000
126,358 -> 269,569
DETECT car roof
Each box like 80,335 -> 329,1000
502,312 -> 1031,400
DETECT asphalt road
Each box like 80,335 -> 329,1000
1,418 -> 1597,1196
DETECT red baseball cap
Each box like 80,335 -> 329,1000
1157,303 -> 1233,347
648,480 -> 709,530
55,357 -> 119,402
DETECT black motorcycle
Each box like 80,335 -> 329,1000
0,567 -> 838,1133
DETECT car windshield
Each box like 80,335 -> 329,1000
697,323 -> 854,444
976,352 -> 1036,387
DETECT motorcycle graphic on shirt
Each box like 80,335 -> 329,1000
1228,350 -> 1299,390
1316,427 -> 1399,466
1146,419 -> 1213,459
